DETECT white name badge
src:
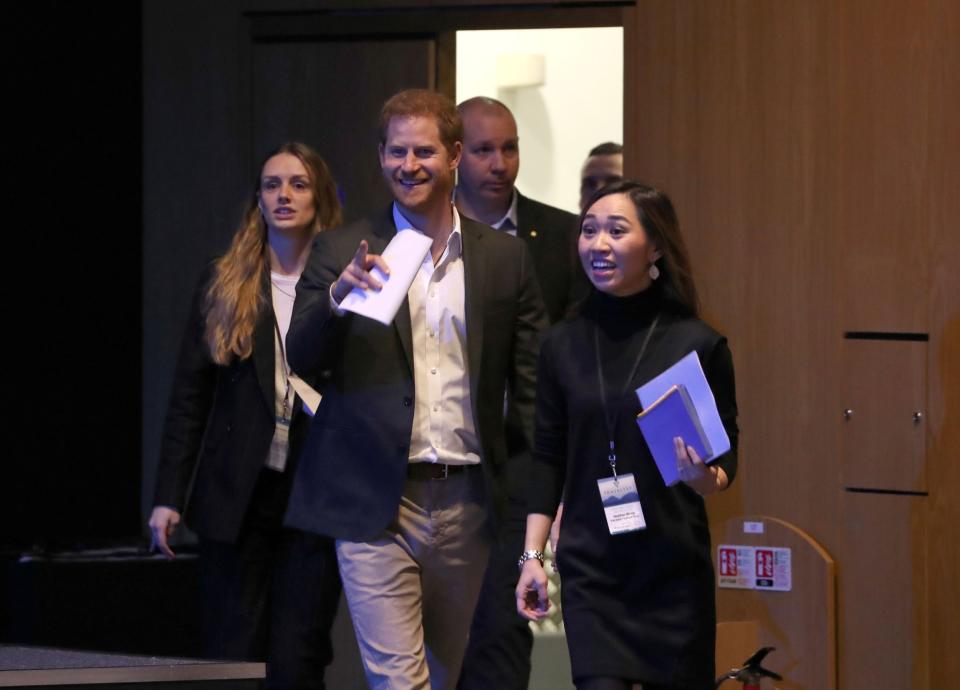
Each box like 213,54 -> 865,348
597,473 -> 646,534
265,416 -> 291,472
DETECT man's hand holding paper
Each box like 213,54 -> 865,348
335,230 -> 433,325
332,239 -> 391,303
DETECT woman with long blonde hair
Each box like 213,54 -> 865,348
150,142 -> 342,688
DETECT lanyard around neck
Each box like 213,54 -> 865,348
593,313 -> 661,479
272,318 -> 293,422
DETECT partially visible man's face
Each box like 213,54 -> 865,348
379,115 -> 461,216
457,109 -> 519,211
579,153 -> 624,211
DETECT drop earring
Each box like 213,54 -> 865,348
648,263 -> 660,281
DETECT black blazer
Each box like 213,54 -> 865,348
153,264 -> 309,544
283,210 -> 548,542
515,191 -> 588,324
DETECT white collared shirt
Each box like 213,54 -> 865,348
489,189 -> 519,236
393,204 -> 481,466
452,186 -> 518,235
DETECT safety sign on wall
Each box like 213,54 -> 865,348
717,545 -> 792,591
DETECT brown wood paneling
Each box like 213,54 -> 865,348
839,492 -> 928,690
925,0 -> 960,686
624,1 -> 959,688
839,339 -> 927,492
837,0 -> 931,333
928,316 -> 960,689
715,621 -> 759,683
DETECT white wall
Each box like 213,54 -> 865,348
456,27 -> 623,214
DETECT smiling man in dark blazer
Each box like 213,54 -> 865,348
454,96 -> 587,690
284,89 -> 547,690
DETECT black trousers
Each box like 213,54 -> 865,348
458,451 -> 534,690
199,468 -> 341,690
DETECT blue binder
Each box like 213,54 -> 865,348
635,351 -> 731,486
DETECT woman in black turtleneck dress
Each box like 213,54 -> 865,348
516,181 -> 739,690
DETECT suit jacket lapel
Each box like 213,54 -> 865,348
372,210 -> 414,375
515,191 -> 536,241
462,218 -> 486,403
253,266 -> 276,414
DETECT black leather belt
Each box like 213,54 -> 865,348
406,463 -> 472,480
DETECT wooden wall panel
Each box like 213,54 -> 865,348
839,492 -> 928,690
928,317 -> 960,689
839,339 -> 926,492
925,0 -> 960,686
625,1 -> 958,687
837,0 -> 932,333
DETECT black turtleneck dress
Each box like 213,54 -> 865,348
528,285 -> 739,689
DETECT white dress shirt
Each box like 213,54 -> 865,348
489,188 -> 519,236
267,271 -> 299,471
393,204 -> 481,466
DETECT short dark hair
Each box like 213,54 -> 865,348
580,180 -> 700,316
379,89 -> 462,155
587,142 -> 623,157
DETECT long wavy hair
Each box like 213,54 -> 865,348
204,142 -> 342,365
580,180 -> 700,317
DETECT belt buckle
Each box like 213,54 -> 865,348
436,464 -> 449,480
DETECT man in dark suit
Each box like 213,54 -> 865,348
284,89 -> 547,690
455,96 -> 585,324
454,96 -> 586,690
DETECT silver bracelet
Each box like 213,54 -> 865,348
517,549 -> 545,571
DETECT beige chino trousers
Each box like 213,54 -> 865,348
336,467 -> 492,690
